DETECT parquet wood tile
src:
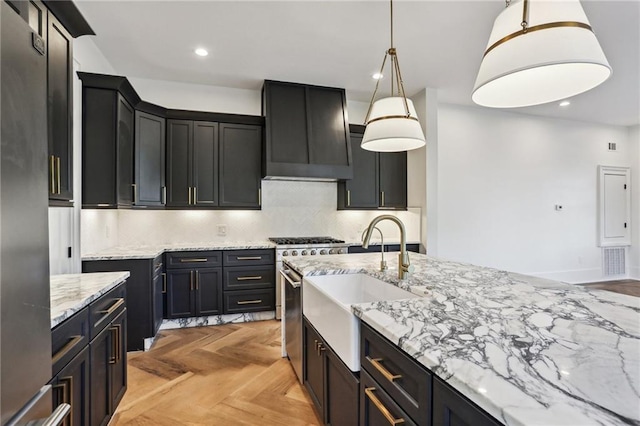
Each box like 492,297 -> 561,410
113,320 -> 321,426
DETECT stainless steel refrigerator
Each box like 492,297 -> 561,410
1,2 -> 66,424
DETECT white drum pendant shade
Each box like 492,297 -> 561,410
361,97 -> 426,152
472,0 -> 612,108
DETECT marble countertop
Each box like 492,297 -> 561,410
50,272 -> 130,328
82,241 -> 277,260
283,252 -> 640,426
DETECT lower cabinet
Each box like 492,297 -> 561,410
51,346 -> 90,426
432,377 -> 502,426
304,318 -> 359,426
360,370 -> 417,426
165,267 -> 223,318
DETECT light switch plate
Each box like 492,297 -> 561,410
217,225 -> 227,236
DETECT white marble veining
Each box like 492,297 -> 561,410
284,253 -> 640,426
50,272 -> 129,328
82,241 -> 276,260
159,311 -> 275,331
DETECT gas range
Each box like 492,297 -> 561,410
269,236 -> 350,258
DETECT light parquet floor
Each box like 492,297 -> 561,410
112,320 -> 321,426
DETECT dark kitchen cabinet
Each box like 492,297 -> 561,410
166,269 -> 196,318
195,268 -> 224,316
83,255 -> 164,351
81,86 -> 134,208
47,11 -> 74,205
135,111 -> 166,206
304,318 -> 359,426
219,123 -> 262,208
166,120 -> 218,207
433,377 -> 502,426
222,249 -> 275,314
338,125 -> 407,210
263,80 -> 352,180
360,369 -> 417,426
51,343 -> 90,426
348,243 -> 421,254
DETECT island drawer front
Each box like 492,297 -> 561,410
361,322 -> 432,426
52,307 -> 90,377
166,251 -> 222,269
433,376 -> 502,426
360,370 -> 418,426
223,289 -> 275,313
89,283 -> 127,340
223,249 -> 274,267
224,265 -> 275,291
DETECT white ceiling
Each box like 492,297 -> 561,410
75,0 -> 640,127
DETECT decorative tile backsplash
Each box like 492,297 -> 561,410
81,181 -> 421,255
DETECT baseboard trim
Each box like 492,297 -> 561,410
159,310 -> 275,331
529,268 -> 607,284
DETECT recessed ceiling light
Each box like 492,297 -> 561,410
372,73 -> 383,80
559,100 -> 571,107
195,48 -> 209,57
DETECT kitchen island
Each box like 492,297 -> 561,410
284,252 -> 640,426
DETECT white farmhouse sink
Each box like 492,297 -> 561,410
303,274 -> 419,372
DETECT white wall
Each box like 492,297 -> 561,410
435,103 -> 638,283
49,37 -> 117,275
630,125 -> 640,279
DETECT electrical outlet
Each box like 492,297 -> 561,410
217,225 -> 227,236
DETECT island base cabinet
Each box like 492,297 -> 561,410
304,320 -> 324,415
90,308 -> 127,426
360,370 -> 417,426
51,346 -> 90,426
432,377 -> 502,426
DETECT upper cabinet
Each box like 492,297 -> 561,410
135,109 -> 166,207
218,123 -> 262,208
262,80 -> 352,180
338,125 -> 407,210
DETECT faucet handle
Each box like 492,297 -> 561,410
405,264 -> 415,274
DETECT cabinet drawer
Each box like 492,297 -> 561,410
166,251 -> 222,269
89,283 -> 126,340
361,322 -> 431,426
223,249 -> 274,266
224,265 -> 275,291
360,370 -> 417,426
433,376 -> 502,426
224,289 -> 274,313
52,307 -> 90,377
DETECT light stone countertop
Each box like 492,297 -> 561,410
50,272 -> 130,328
283,252 -> 640,426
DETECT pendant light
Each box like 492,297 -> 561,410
473,0 -> 612,108
361,0 -> 426,152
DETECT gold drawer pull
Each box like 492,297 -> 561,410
236,276 -> 263,281
365,387 -> 405,425
162,273 -> 167,293
52,335 -> 83,364
236,256 -> 262,261
179,258 -> 208,263
367,356 -> 402,382
347,189 -> 351,206
50,155 -> 56,194
237,299 -> 262,305
98,298 -> 125,315
109,326 -> 118,364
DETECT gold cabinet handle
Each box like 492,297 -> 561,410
98,298 -> 125,315
367,356 -> 402,382
180,258 -> 208,263
236,276 -> 263,281
162,273 -> 167,294
60,376 -> 74,426
347,189 -> 351,207
132,184 -> 137,203
162,186 -> 167,205
109,326 -> 118,364
50,155 -> 56,194
56,156 -> 61,194
188,187 -> 192,205
236,256 -> 262,261
115,323 -> 122,363
52,335 -> 82,365
193,186 -> 197,204
236,299 -> 262,305
195,271 -> 199,290
190,271 -> 194,291
364,387 -> 405,425
258,188 -> 262,206
381,191 -> 385,207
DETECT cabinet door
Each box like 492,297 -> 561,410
47,12 -> 73,203
218,123 -> 262,208
195,268 -> 222,316
90,324 -> 112,426
166,270 -> 196,318
117,94 -> 134,207
433,377 -> 502,426
343,133 -> 379,209
379,152 -> 407,209
153,272 -> 165,334
52,346 -> 90,426
110,309 -> 127,411
166,119 -> 192,207
135,111 -> 166,206
325,344 -> 359,426
360,370 -> 417,426
307,86 -> 350,167
192,121 -> 218,206
304,321 -> 324,418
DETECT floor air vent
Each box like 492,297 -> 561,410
603,247 -> 626,276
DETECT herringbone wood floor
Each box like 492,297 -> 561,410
112,320 -> 321,425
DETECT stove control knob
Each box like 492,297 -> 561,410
329,249 -> 336,254
282,251 -> 289,257
338,249 -> 346,254
310,250 -> 317,255
301,250 -> 308,256
291,250 -> 298,256
320,249 -> 327,255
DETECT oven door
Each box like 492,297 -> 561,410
280,267 -> 303,383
